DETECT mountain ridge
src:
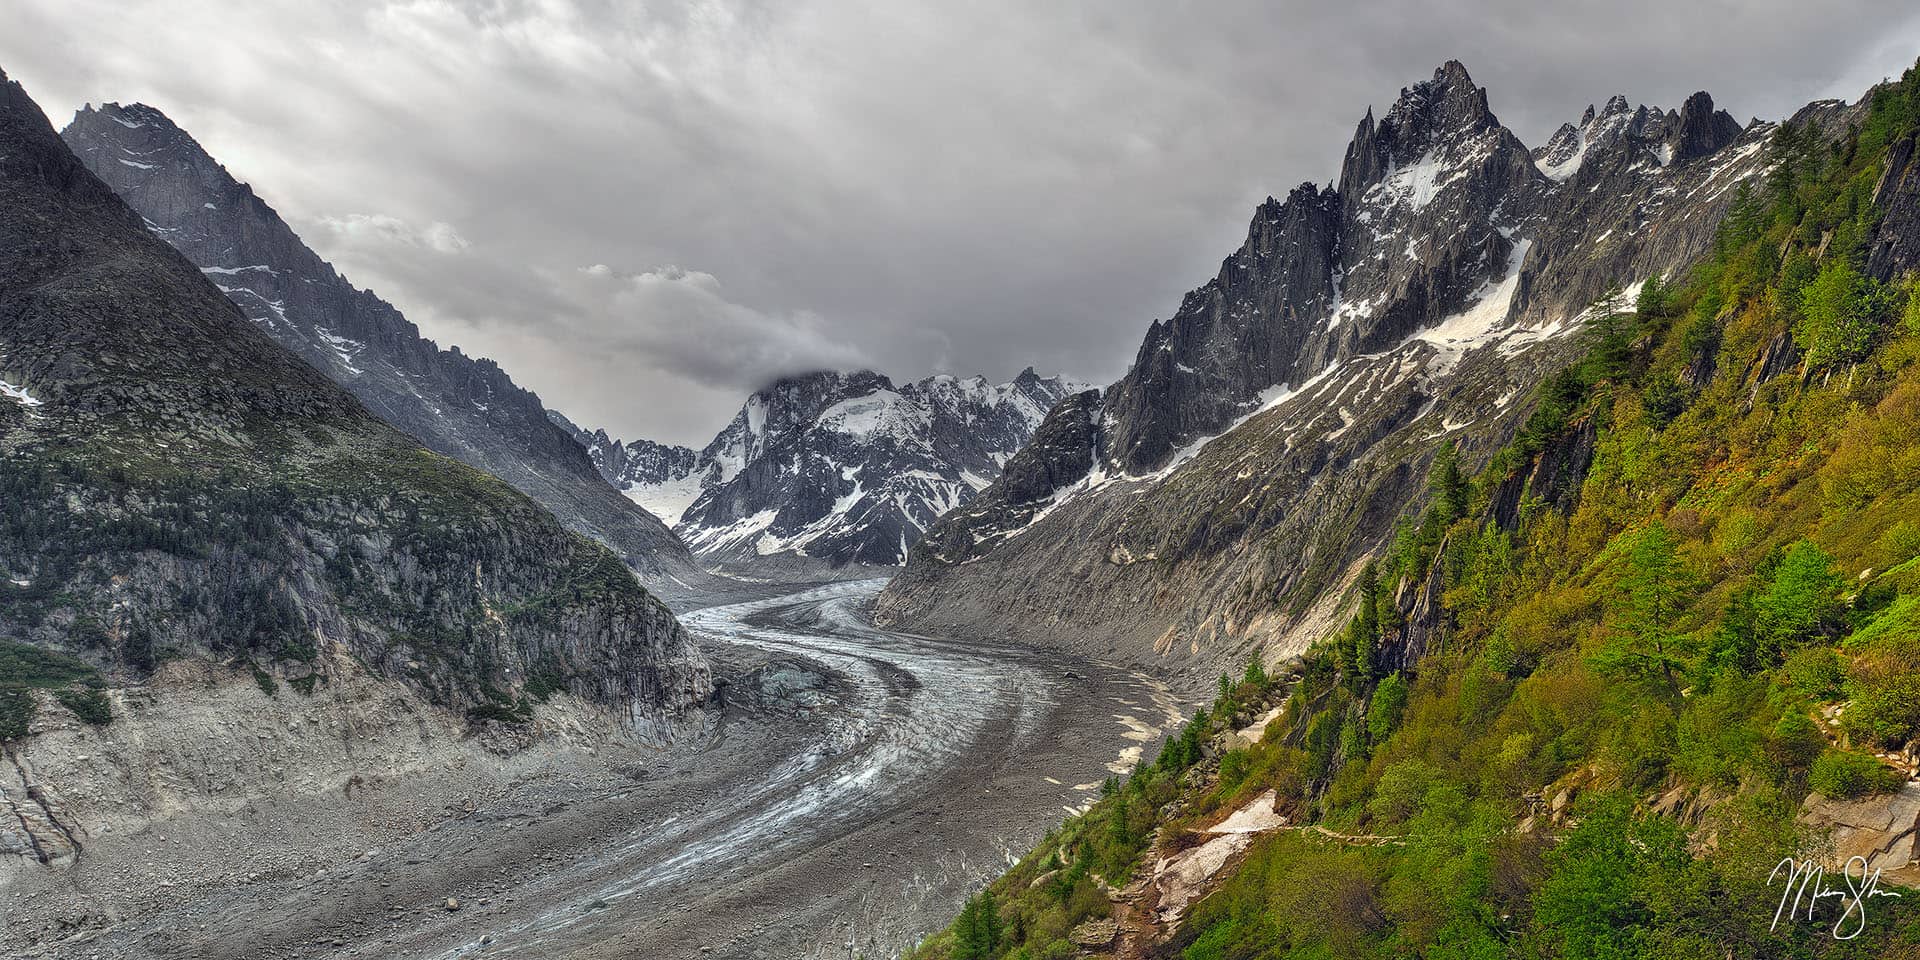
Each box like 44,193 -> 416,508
58,102 -> 708,592
877,61 -> 1850,676
0,65 -> 709,734
561,366 -> 1083,568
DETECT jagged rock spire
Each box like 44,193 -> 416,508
1667,91 -> 1743,162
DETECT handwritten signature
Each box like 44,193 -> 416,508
1770,856 -> 1904,940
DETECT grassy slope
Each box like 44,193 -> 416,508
911,62 -> 1920,960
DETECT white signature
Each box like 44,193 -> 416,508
1770,856 -> 1903,940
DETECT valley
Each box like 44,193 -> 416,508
6,11 -> 1920,959
0,581 -> 1187,960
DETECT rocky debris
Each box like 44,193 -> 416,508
0,648 -> 720,955
1069,916 -> 1119,947
60,102 -> 705,590
568,368 -> 1082,569
1,581 -> 1166,960
1800,781 -> 1920,884
880,63 -> 1857,674
1224,706 -> 1284,749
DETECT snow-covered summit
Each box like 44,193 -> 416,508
563,367 -> 1084,568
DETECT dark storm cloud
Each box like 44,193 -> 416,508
3,0 -> 1917,443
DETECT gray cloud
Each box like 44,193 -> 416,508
3,0 -> 1918,444
555,263 -> 873,389
310,214 -> 471,256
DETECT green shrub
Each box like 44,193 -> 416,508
1808,749 -> 1904,799
1367,672 -> 1409,742
1766,710 -> 1826,770
1217,749 -> 1254,792
0,640 -> 108,740
54,687 -> 112,725
0,687 -> 34,740
1783,646 -> 1844,700
466,700 -> 532,724
1844,595 -> 1920,747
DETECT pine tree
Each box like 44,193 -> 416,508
1103,792 -> 1137,867
1635,274 -> 1668,318
1428,442 -> 1467,522
1754,540 -> 1848,656
1594,521 -> 1694,692
954,890 -> 1001,960
1242,653 -> 1269,690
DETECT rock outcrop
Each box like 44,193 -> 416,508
1800,782 -> 1920,885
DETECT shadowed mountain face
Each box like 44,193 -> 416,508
878,62 -> 1857,675
559,368 -> 1081,569
60,103 -> 706,592
0,67 -> 709,730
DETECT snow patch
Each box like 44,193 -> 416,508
1372,149 -> 1468,211
1207,791 -> 1287,834
1410,238 -> 1532,373
1536,134 -> 1588,181
1,377 -> 43,408
314,327 -> 366,375
623,471 -> 707,526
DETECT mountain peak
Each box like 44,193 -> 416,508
1434,59 -> 1475,87
756,368 -> 894,400
60,94 -> 702,583
571,365 -> 1083,567
1339,60 -> 1501,200
86,100 -> 179,129
1668,90 -> 1742,162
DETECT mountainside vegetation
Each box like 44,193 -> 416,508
910,60 -> 1920,960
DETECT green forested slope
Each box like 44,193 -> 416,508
912,61 -> 1920,960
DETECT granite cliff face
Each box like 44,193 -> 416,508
563,369 -> 1079,568
878,62 -> 1854,675
59,103 -> 704,590
0,68 -> 709,747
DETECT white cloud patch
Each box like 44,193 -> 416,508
311,213 -> 471,255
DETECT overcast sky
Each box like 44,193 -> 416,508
5,2 -> 1919,444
